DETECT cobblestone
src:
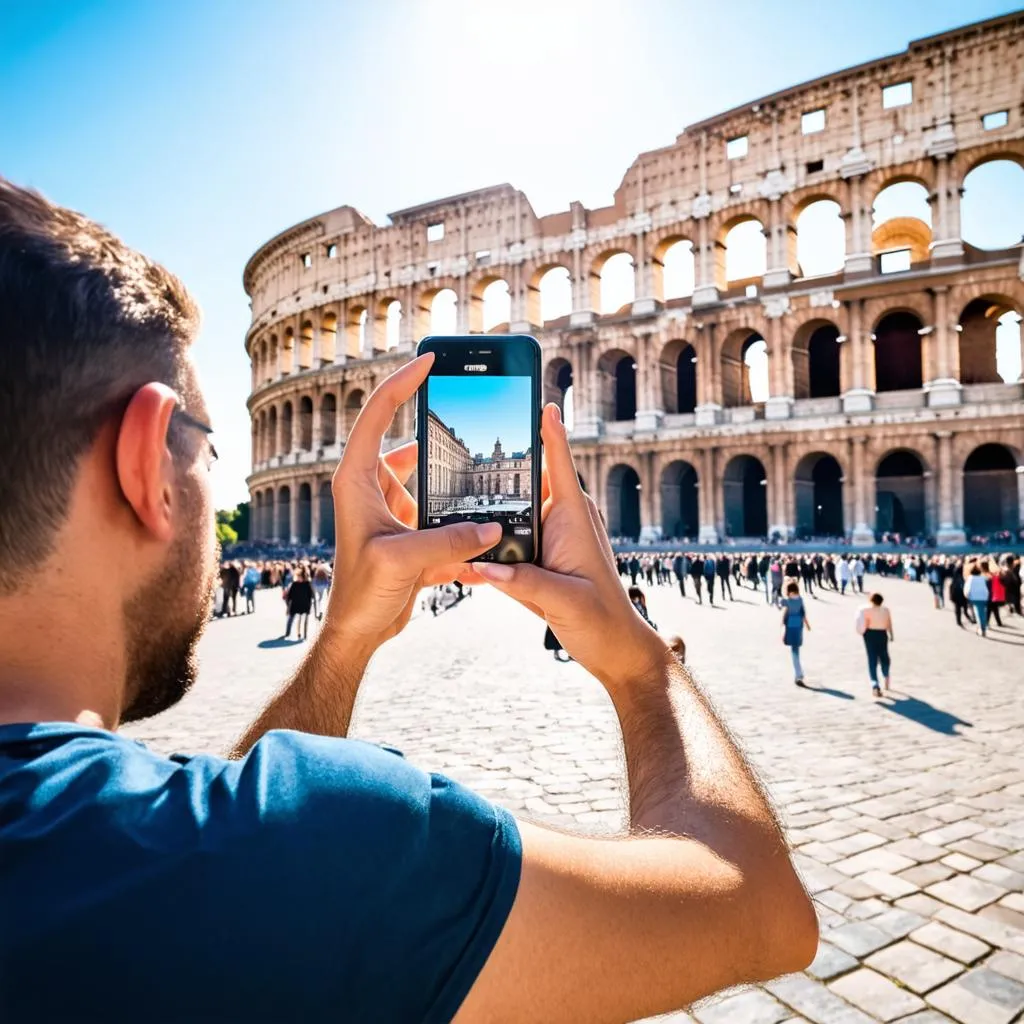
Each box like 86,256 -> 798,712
123,575 -> 1024,1022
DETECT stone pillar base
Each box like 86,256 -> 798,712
632,297 -> 660,317
764,396 -> 794,420
571,416 -> 602,440
769,524 -> 794,543
692,285 -> 720,307
936,526 -> 967,546
635,408 -> 664,432
842,389 -> 875,414
695,403 -> 722,426
509,320 -> 535,335
699,525 -> 720,544
640,524 -> 663,543
763,268 -> 791,290
925,378 -> 963,407
930,239 -> 964,263
569,310 -> 595,327
844,253 -> 874,277
851,524 -> 875,546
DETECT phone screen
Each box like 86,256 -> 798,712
418,337 -> 539,563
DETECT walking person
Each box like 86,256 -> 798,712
927,559 -> 945,609
949,561 -> 973,628
716,553 -> 733,602
673,552 -> 687,599
838,556 -> 852,595
853,556 -> 866,594
312,562 -> 331,620
688,553 -> 704,604
781,581 -> 810,687
769,557 -> 783,608
283,566 -> 314,641
242,562 -> 260,614
627,586 -> 657,631
703,555 -> 717,606
628,554 -> 640,586
857,593 -> 894,697
986,560 -> 1006,629
824,556 -> 837,591
543,625 -> 571,662
800,557 -> 816,598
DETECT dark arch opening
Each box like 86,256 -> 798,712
281,402 -> 293,453
299,396 -> 314,451
660,461 -> 699,540
659,341 -> 698,414
297,482 -> 312,543
614,357 -> 636,421
876,450 -> 925,537
874,312 -> 923,393
795,454 -> 844,538
319,481 -> 335,543
607,464 -> 641,540
321,394 -> 337,446
277,486 -> 292,542
808,325 -> 841,398
963,443 -> 1020,536
723,455 -> 768,538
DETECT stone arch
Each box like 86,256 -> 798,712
544,356 -> 574,425
319,480 -> 335,542
296,482 -> 312,544
963,443 -> 1021,536
281,327 -> 295,375
320,312 -> 338,364
320,393 -> 337,446
658,339 -> 697,414
281,400 -> 294,453
590,249 -> 635,315
794,452 -> 844,539
660,460 -> 699,540
873,310 -> 923,393
428,287 -> 458,335
652,236 -> 695,303
721,328 -> 768,407
345,304 -> 367,358
794,198 -> 845,277
526,263 -> 572,326
792,319 -> 841,399
377,299 -> 402,349
958,295 -> 1022,385
267,405 -> 278,459
721,216 -> 767,285
875,448 -> 927,538
298,395 -> 314,451
870,179 -> 932,269
961,156 -> 1024,253
596,347 -> 637,421
344,388 -> 365,436
722,454 -> 768,539
469,275 -> 511,333
298,321 -> 314,370
277,485 -> 292,542
606,463 -> 641,540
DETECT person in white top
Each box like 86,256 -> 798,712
837,557 -> 853,595
852,557 -> 866,594
964,564 -> 991,637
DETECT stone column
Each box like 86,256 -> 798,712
310,479 -> 322,546
925,285 -> 962,407
691,201 -> 720,307
929,155 -> 964,263
289,487 -> 301,545
639,451 -> 661,542
311,324 -> 322,368
362,306 -> 379,359
842,174 -> 873,276
768,443 -> 791,540
698,447 -> 719,544
276,405 -> 286,460
763,199 -> 793,290
509,260 -> 531,332
635,331 -> 664,433
694,324 -> 723,426
850,436 -> 874,544
764,302 -> 794,420
842,299 -> 874,413
934,430 -> 965,545
572,339 -> 601,440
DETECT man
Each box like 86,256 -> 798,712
688,551 -> 705,603
0,181 -> 816,1022
628,552 -> 640,586
853,555 -> 866,594
716,552 -> 733,602
702,552 -> 717,605
672,551 -> 687,599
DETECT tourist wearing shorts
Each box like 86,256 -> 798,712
857,593 -> 893,697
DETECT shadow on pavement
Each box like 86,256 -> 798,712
803,684 -> 855,700
877,694 -> 973,736
257,637 -> 305,649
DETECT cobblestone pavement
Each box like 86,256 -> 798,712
125,574 -> 1024,1024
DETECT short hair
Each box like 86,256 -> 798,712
786,581 -> 800,595
0,179 -> 199,592
870,593 -> 884,606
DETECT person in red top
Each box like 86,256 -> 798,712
988,561 -> 1006,629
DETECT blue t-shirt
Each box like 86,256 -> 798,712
0,724 -> 522,1023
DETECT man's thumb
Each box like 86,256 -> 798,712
472,560 -> 579,612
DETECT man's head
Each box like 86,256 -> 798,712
0,179 -> 218,724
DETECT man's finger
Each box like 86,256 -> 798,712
540,404 -> 585,505
343,354 -> 433,476
381,521 -> 501,577
382,441 -> 418,486
379,457 -> 418,528
470,560 -> 586,617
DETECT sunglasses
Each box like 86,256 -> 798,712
172,406 -> 219,467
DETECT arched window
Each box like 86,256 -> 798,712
606,464 -> 641,539
871,182 -> 932,270
794,453 -> 844,539
598,252 -> 635,314
597,349 -> 636,421
796,200 -> 845,277
430,289 -> 457,334
481,279 -> 511,331
660,461 -> 699,539
963,444 -> 1020,536
724,220 -> 767,282
658,340 -> 697,414
722,455 -> 768,538
874,312 -> 923,392
876,451 -> 926,537
961,160 -> 1024,251
321,394 -> 337,446
658,239 -> 695,301
385,301 -> 402,349
536,266 -> 571,323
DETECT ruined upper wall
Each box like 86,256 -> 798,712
242,11 -> 1024,333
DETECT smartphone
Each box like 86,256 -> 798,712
416,335 -> 542,564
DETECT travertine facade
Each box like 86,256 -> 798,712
244,12 -> 1024,547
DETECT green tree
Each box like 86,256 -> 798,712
215,520 -> 238,546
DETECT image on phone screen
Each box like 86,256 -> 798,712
423,373 -> 535,562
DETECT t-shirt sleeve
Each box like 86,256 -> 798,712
194,731 -> 521,1022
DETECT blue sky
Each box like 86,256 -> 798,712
1,0 -> 1019,506
429,375 -> 532,457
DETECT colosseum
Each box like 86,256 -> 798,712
243,11 -> 1024,549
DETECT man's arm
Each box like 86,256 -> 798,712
228,629 -> 371,758
457,406 -> 818,1023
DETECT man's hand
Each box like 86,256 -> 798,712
323,354 -> 500,658
472,403 -> 670,691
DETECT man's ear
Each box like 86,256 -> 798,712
116,383 -> 180,542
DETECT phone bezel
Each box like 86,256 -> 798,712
415,334 -> 543,564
